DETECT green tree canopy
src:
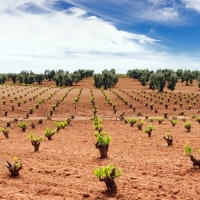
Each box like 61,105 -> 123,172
167,73 -> 178,91
181,70 -> 194,85
149,72 -> 166,92
35,74 -> 44,84
197,75 -> 200,88
127,69 -> 153,86
149,70 -> 178,92
53,69 -> 93,87
94,69 -> 118,89
0,75 -> 6,84
45,69 -> 55,81
7,73 -> 17,84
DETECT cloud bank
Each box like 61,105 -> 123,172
0,0 -> 200,74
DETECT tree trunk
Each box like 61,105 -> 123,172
31,140 -> 40,152
190,155 -> 200,167
47,135 -> 52,140
6,161 -> 22,176
3,131 -> 9,138
163,138 -> 173,146
101,178 -> 117,194
147,131 -> 152,137
95,143 -> 109,159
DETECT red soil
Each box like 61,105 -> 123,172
0,77 -> 200,200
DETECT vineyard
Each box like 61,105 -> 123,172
0,77 -> 200,200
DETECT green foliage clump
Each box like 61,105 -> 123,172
13,157 -> 22,169
170,119 -> 178,126
0,127 -> 10,132
94,164 -> 122,179
95,131 -> 111,145
157,117 -> 164,124
128,118 -> 138,127
184,121 -> 191,132
137,120 -> 145,130
29,133 -> 43,151
123,98 -> 128,105
184,142 -> 192,155
28,133 -> 43,142
44,127 -> 56,138
17,122 -> 27,131
0,127 -> 10,138
144,124 -> 156,137
93,117 -> 103,130
44,127 -> 56,140
74,97 -> 79,103
54,121 -> 68,132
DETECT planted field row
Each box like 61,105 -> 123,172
107,88 -> 200,118
1,77 -> 200,199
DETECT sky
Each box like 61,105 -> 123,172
0,0 -> 200,74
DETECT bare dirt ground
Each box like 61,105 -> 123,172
0,77 -> 200,200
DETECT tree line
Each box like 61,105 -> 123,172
127,69 -> 200,92
0,69 -> 94,86
1,68 -> 200,91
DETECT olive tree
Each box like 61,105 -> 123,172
127,69 -> 153,87
53,69 -> 92,87
175,69 -> 183,78
44,69 -> 55,81
76,69 -> 94,80
85,70 -> 94,77
149,72 -> 166,92
139,73 -> 148,86
24,75 -> 29,85
17,70 -> 36,85
167,73 -> 178,91
149,71 -> 178,92
192,70 -> 200,79
0,75 -> 6,84
94,69 -> 118,89
139,70 -> 152,86
17,74 -> 24,84
71,73 -> 81,84
7,73 -> 17,84
35,74 -> 44,84
127,69 -> 141,79
93,74 -> 103,89
63,72 -> 73,86
159,69 -> 174,81
78,69 -> 86,80
28,75 -> 35,84
53,71 -> 64,87
198,75 -> 200,88
181,70 -> 194,85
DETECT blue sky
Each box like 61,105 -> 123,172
0,0 -> 200,74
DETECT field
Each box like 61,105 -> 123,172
0,77 -> 200,200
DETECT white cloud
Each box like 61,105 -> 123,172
67,7 -> 87,16
0,0 -> 200,74
181,0 -> 200,12
139,7 -> 179,23
63,0 -> 182,24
